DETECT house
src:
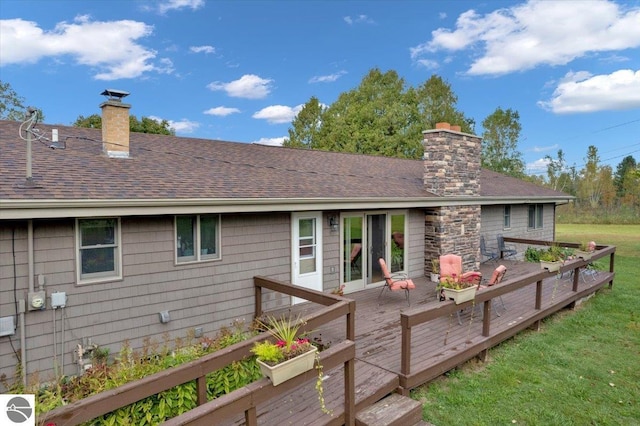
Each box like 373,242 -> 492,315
0,91 -> 572,387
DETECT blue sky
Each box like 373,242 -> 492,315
2,0 -> 639,176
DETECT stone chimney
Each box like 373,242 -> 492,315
422,122 -> 481,197
100,89 -> 131,158
422,123 -> 482,272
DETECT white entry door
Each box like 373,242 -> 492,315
291,212 -> 323,304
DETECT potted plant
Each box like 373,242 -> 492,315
251,314 -> 318,386
438,275 -> 477,304
330,284 -> 345,296
539,244 -> 565,272
575,241 -> 595,260
430,258 -> 440,283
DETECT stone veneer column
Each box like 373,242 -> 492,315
423,123 -> 482,273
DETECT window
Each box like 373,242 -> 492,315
503,205 -> 511,229
176,215 -> 220,263
77,218 -> 121,283
528,204 -> 544,229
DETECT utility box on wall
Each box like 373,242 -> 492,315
0,316 -> 15,336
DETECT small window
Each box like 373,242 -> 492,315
528,204 -> 544,229
176,215 -> 220,263
503,205 -> 511,229
77,218 -> 122,283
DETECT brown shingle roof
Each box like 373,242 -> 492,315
0,120 -> 569,202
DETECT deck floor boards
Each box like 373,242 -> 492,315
243,260 -> 611,425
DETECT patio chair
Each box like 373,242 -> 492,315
480,235 -> 499,264
439,254 -> 482,285
477,264 -> 507,316
497,234 -> 518,261
349,243 -> 362,274
378,257 -> 415,305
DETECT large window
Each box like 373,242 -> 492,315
503,205 -> 511,229
176,215 -> 220,263
528,204 -> 544,229
77,218 -> 121,283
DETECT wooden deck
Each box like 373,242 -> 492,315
226,258 -> 614,425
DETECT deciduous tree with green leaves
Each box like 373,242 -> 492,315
283,96 -> 324,148
481,107 -> 525,178
73,114 -> 175,135
0,80 -> 45,121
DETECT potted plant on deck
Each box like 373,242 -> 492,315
438,275 -> 478,305
251,314 -> 318,386
539,244 -> 565,272
575,241 -> 596,260
430,258 -> 440,283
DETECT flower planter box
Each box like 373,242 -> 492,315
442,286 -> 477,305
256,346 -> 317,386
575,250 -> 593,261
540,260 -> 562,272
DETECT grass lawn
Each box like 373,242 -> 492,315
412,224 -> 640,425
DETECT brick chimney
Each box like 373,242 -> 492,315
422,123 -> 482,272
100,89 -> 131,158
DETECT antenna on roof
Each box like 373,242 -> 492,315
101,89 -> 130,102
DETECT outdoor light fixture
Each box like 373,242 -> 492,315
328,215 -> 339,232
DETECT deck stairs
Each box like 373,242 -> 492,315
355,393 -> 430,426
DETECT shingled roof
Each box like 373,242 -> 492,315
0,120 -> 571,218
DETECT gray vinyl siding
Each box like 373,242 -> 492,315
480,204 -> 556,259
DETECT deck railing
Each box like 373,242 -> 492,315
398,240 -> 615,393
42,276 -> 356,426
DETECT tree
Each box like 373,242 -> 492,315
73,114 -> 175,135
613,155 -> 637,198
481,107 -> 525,178
285,70 -> 473,159
544,149 -> 577,194
0,80 -> 44,121
577,145 -> 612,209
283,97 -> 324,148
412,75 -> 475,134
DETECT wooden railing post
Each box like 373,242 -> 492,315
254,281 -> 262,320
609,252 -> 615,289
572,267 -> 580,292
400,316 -> 411,376
535,280 -> 543,310
344,357 -> 356,425
196,376 -> 207,406
346,300 -> 356,341
245,406 -> 258,426
482,301 -> 491,337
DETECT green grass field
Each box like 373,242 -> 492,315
412,224 -> 640,425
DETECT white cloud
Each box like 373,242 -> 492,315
531,144 -> 560,153
411,0 -> 640,75
309,71 -> 347,83
527,158 -> 551,174
203,106 -> 241,116
415,59 -> 439,70
252,105 -> 303,124
0,16 -> 160,80
207,74 -> 273,99
148,115 -> 200,133
538,69 -> 640,113
344,15 -> 375,25
157,0 -> 204,14
252,137 -> 286,146
190,45 -> 215,54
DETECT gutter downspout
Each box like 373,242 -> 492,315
22,220 -> 35,387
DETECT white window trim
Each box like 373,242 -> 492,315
76,217 -> 123,285
503,205 -> 511,230
175,214 -> 221,264
527,204 -> 544,230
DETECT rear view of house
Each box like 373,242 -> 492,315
0,91 -> 571,387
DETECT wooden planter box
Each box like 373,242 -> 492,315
442,286 -> 477,305
256,346 -> 317,386
575,250 -> 593,260
540,260 -> 563,272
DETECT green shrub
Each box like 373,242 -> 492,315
31,321 -> 261,424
